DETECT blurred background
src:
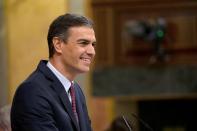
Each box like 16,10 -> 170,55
0,0 -> 197,131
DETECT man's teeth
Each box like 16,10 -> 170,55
81,58 -> 90,62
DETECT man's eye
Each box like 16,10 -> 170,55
79,41 -> 88,45
92,43 -> 96,47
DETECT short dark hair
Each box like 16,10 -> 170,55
47,13 -> 94,58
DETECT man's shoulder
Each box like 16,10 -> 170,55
16,62 -> 50,94
13,71 -> 52,102
23,60 -> 51,85
17,71 -> 46,91
25,69 -> 46,83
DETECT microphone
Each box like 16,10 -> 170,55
121,113 -> 154,131
122,115 -> 133,131
131,113 -> 154,131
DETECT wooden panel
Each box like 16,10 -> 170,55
92,0 -> 197,67
92,0 -> 197,8
93,8 -> 116,67
114,7 -> 197,65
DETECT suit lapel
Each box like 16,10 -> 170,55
52,82 -> 80,130
75,91 -> 84,131
37,60 -> 80,130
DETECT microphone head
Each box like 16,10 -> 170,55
106,114 -> 154,131
106,116 -> 133,131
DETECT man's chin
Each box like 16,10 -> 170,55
78,67 -> 90,73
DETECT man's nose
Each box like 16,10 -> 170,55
87,44 -> 96,56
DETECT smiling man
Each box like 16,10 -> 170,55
11,13 -> 96,131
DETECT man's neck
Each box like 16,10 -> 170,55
48,58 -> 76,81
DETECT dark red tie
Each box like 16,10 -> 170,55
70,83 -> 79,122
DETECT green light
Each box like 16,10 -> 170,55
157,30 -> 164,38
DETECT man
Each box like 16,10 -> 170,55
11,13 -> 96,131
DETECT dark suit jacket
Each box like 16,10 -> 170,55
11,60 -> 92,131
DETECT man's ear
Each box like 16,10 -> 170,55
52,37 -> 63,54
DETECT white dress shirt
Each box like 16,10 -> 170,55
47,61 -> 72,102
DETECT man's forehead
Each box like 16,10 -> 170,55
68,26 -> 93,32
68,26 -> 95,37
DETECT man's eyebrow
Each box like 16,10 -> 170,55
77,39 -> 89,42
77,39 -> 96,43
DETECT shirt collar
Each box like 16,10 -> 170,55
47,61 -> 72,93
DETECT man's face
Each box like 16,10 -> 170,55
60,26 -> 96,76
